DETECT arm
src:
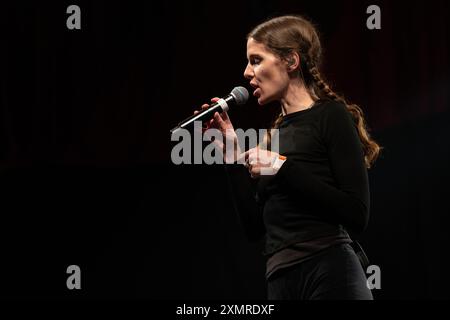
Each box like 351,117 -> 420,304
192,97 -> 266,241
224,164 -> 266,241
275,102 -> 370,234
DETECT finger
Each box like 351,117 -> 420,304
201,123 -> 210,133
213,112 -> 226,127
195,104 -> 210,115
250,166 -> 260,178
237,150 -> 250,164
211,97 -> 220,103
262,151 -> 275,166
208,118 -> 217,130
221,111 -> 230,122
246,148 -> 257,159
248,154 -> 259,166
237,154 -> 247,165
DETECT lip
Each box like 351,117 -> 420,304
253,88 -> 261,97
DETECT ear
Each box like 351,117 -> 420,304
285,52 -> 300,73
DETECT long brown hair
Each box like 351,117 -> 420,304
248,15 -> 381,168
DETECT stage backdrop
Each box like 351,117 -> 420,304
0,0 -> 449,299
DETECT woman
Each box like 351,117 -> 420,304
197,15 -> 381,300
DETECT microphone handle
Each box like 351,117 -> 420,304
170,95 -> 234,133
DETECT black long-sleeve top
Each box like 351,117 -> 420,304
225,99 -> 370,276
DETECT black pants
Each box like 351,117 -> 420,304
267,243 -> 373,300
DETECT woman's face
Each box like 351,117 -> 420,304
244,38 -> 290,105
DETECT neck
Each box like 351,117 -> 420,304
280,80 -> 315,116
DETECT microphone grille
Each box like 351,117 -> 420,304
231,86 -> 249,105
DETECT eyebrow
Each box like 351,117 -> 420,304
247,54 -> 261,59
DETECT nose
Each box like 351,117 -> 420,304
243,63 -> 253,80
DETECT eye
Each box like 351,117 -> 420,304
250,57 -> 262,65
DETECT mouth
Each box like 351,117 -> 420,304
253,88 -> 261,98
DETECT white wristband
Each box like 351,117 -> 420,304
272,155 -> 287,171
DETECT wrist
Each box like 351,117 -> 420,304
224,133 -> 241,164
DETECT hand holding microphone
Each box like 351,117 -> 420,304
194,97 -> 234,133
192,97 -> 241,164
170,86 -> 249,164
170,86 -> 249,134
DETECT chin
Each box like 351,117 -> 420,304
257,95 -> 274,106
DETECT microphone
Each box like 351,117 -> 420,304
170,86 -> 249,134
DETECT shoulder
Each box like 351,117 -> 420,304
315,99 -> 357,140
316,99 -> 353,125
317,99 -> 349,117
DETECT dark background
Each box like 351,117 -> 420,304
0,0 -> 449,299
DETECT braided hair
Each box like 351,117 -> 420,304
248,15 -> 381,168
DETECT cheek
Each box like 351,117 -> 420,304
255,66 -> 276,85
258,68 -> 285,93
